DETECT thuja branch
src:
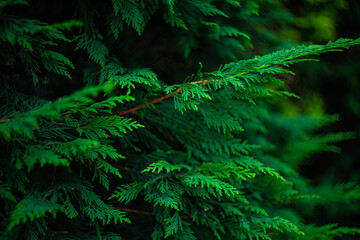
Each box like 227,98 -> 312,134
116,71 -> 246,116
117,88 -> 181,116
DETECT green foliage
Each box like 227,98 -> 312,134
0,0 -> 359,239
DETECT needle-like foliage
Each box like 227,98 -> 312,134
0,0 -> 360,239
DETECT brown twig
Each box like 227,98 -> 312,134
116,207 -> 192,219
117,88 -> 181,116
116,207 -> 156,216
116,73 -> 244,116
116,77 -> 218,116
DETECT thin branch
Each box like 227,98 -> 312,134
116,207 -> 191,219
116,207 -> 155,216
117,88 -> 181,116
116,72 -> 248,116
116,77 -> 219,116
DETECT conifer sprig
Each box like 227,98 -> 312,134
118,38 -> 360,115
1,0 -> 360,239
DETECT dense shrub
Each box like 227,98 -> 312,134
0,1 -> 359,239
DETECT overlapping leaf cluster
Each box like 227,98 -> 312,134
0,0 -> 360,239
